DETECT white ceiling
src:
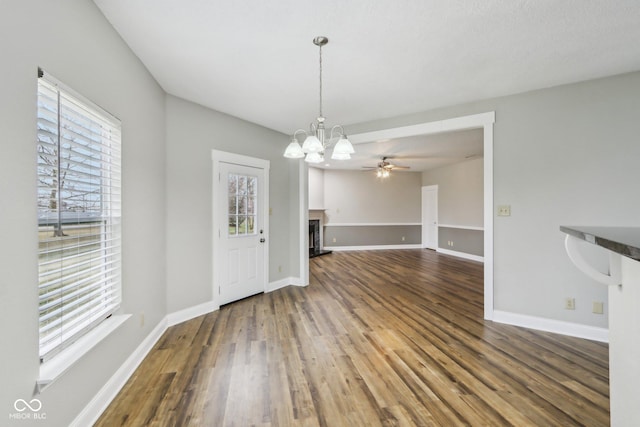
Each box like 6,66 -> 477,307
93,0 -> 640,171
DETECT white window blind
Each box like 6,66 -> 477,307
37,70 -> 122,362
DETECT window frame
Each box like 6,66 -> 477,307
36,69 -> 122,363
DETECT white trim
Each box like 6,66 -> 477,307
325,222 -> 422,227
210,149 -> 270,169
483,116 -> 495,320
211,150 -> 270,306
70,316 -> 168,427
299,161 -> 309,286
348,112 -> 496,144
436,248 -> 484,263
288,276 -> 307,287
166,301 -> 219,327
325,244 -> 422,251
438,224 -> 484,231
37,314 -> 131,393
492,310 -> 609,343
267,277 -> 303,292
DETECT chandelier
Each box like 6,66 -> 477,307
283,36 -> 355,163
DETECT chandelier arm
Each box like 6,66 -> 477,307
292,129 -> 308,141
329,124 -> 346,140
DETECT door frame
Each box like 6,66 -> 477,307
212,150 -> 270,307
421,185 -> 439,249
297,111 -> 495,319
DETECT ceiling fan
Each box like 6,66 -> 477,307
362,157 -> 410,178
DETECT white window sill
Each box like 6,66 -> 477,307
37,314 -> 131,393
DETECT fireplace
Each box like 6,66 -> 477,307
309,219 -> 331,258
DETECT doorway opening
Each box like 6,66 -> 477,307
297,112 -> 495,319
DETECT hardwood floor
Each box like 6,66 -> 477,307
96,249 -> 609,426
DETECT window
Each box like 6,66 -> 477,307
36,69 -> 122,362
227,173 -> 257,236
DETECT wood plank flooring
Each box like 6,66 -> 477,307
96,249 -> 609,426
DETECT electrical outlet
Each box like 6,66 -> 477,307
593,301 -> 604,314
278,265 -> 282,273
565,298 -> 575,310
332,237 -> 336,243
401,236 -> 405,241
140,312 -> 145,327
497,205 -> 511,216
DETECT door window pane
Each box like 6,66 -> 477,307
227,172 -> 258,237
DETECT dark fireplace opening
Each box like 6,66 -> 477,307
309,219 -> 331,258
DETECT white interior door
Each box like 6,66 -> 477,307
213,151 -> 269,306
422,185 -> 438,250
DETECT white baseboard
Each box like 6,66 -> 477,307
492,310 -> 609,343
70,317 -> 168,427
166,300 -> 219,327
436,247 -> 484,263
267,277 -> 299,292
324,244 -> 422,251
288,276 -> 308,287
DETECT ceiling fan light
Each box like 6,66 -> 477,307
283,140 -> 305,158
305,152 -> 324,163
331,151 -> 351,160
302,135 -> 323,153
332,136 -> 355,154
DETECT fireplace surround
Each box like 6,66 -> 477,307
309,219 -> 331,258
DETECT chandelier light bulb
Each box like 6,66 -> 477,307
305,152 -> 324,163
331,151 -> 351,160
333,136 -> 355,155
283,140 -> 305,158
302,135 -> 323,153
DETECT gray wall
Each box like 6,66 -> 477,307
323,170 -> 422,223
321,169 -> 422,247
308,167 -> 324,209
422,158 -> 484,257
347,71 -> 640,328
325,225 -> 422,247
422,157 -> 484,227
1,1 -> 166,425
439,228 -> 484,256
165,95 -> 294,313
